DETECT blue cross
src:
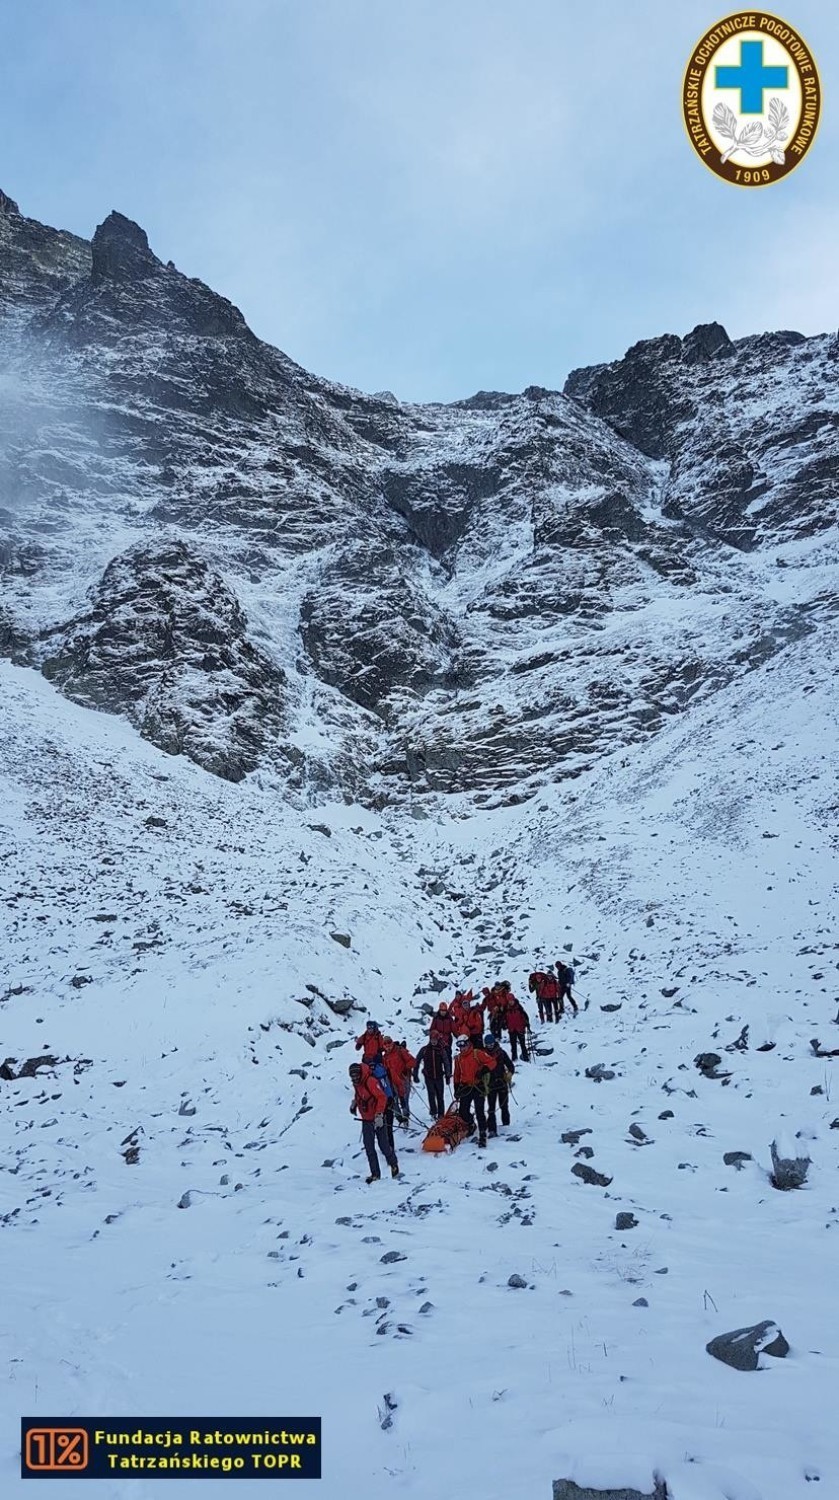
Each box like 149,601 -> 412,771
715,40 -> 788,113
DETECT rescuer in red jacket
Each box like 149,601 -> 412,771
453,1036 -> 497,1147
382,1037 -> 416,1126
348,1063 -> 399,1183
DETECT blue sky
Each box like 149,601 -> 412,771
1,0 -> 836,401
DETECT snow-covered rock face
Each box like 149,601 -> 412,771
1,191 -> 838,804
38,539 -> 297,785
565,324 -> 839,550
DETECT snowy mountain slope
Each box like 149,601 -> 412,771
2,191 -> 837,801
2,595 -> 838,1500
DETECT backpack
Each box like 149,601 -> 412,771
566,966 -> 576,985
368,1058 -> 394,1100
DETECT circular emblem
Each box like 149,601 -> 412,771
683,12 -> 821,186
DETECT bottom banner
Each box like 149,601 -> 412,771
21,1419 -> 321,1479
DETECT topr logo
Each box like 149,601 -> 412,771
683,12 -> 821,185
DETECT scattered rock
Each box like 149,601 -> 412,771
325,995 -> 355,1015
572,1162 -> 612,1188
633,1298 -> 649,1308
507,1274 -> 528,1289
723,1151 -> 752,1169
177,1191 -> 193,1209
330,932 -> 352,949
70,974 -> 93,989
17,1054 -> 60,1078
706,1320 -> 790,1371
575,1146 -> 595,1159
145,815 -> 167,829
770,1139 -> 811,1190
562,1129 -> 593,1145
380,1250 -> 407,1264
615,1212 -> 638,1230
627,1124 -> 648,1143
600,1003 -> 622,1013
694,1051 -> 729,1079
585,1064 -> 616,1082
178,1099 -> 196,1116
658,1110 -> 674,1120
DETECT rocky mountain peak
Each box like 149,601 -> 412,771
0,188 -> 21,216
682,320 -> 734,363
91,210 -> 160,282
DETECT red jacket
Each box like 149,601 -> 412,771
530,971 -> 558,1001
506,997 -> 529,1034
430,1012 -> 453,1047
355,1030 -> 383,1060
350,1065 -> 388,1121
383,1042 -> 415,1091
454,1046 -> 497,1089
463,1003 -> 486,1037
449,992 -> 473,1037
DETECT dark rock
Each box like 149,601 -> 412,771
658,1110 -> 674,1120
627,1124 -> 647,1142
615,1212 -> 638,1230
325,995 -> 355,1014
380,1250 -> 407,1264
586,1064 -> 616,1082
562,1129 -> 593,1145
706,1320 -> 790,1371
572,1162 -> 612,1188
17,1054 -> 60,1078
552,1480 -> 666,1500
723,1151 -> 752,1169
694,1052 -> 729,1080
601,1003 -> 622,1012
507,1274 -> 528,1289
770,1139 -> 811,1190
330,933 -> 352,949
633,1298 -> 649,1308
575,1146 -> 595,1159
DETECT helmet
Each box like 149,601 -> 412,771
484,1034 -> 497,1047
439,1002 -> 448,1013
456,1036 -> 469,1049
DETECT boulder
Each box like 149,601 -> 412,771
723,1150 -> 752,1170
552,1480 -> 666,1500
615,1212 -> 638,1230
572,1162 -> 612,1188
706,1320 -> 789,1370
770,1139 -> 810,1190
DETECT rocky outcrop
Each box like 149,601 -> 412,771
40,541 -> 298,784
